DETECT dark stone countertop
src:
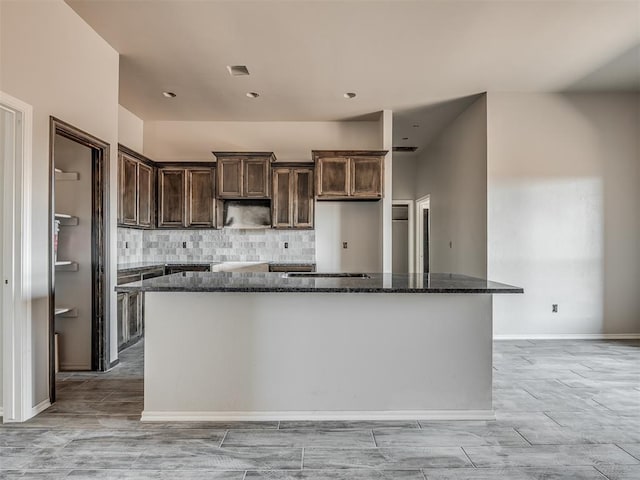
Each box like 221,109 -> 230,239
116,262 -> 217,273
115,272 -> 523,294
116,261 -> 317,273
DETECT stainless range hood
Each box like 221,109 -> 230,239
223,200 -> 271,229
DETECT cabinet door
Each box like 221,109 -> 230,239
127,292 -> 141,341
117,292 -> 127,350
317,157 -> 349,197
244,159 -> 270,198
293,168 -> 314,228
158,169 -> 186,227
272,168 -> 292,228
217,158 -> 243,198
137,162 -> 154,228
187,168 -> 216,227
351,156 -> 383,198
117,155 -> 123,224
120,155 -> 138,225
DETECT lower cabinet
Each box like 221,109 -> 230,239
117,264 -> 209,351
117,290 -> 143,352
117,293 -> 127,348
117,270 -> 151,351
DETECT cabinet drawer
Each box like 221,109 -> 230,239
165,265 -> 211,275
117,272 -> 141,285
269,264 -> 316,273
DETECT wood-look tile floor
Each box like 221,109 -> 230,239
1,339 -> 639,479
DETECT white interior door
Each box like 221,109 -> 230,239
1,105 -> 17,418
1,93 -> 33,423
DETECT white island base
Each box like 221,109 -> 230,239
141,292 -> 493,422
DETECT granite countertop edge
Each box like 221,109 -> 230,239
116,286 -> 523,294
115,272 -> 524,295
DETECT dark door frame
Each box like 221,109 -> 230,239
49,117 -> 110,402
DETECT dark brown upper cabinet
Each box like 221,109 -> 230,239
212,152 -> 276,199
137,162 -> 154,227
217,158 -> 243,197
158,168 -> 185,228
186,168 -> 216,228
351,156 -> 383,197
313,150 -> 387,200
316,156 -> 349,197
272,164 -> 314,229
118,145 -> 156,228
158,164 -> 217,229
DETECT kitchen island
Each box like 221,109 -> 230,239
116,272 -> 522,422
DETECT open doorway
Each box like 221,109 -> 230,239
49,117 -> 110,403
392,200 -> 415,274
416,195 -> 430,274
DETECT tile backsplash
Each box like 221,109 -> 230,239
117,227 -> 315,264
117,228 -> 144,263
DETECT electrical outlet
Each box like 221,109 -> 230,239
343,242 -> 348,249
284,242 -> 289,249
552,304 -> 558,313
125,241 -> 129,249
182,242 -> 187,248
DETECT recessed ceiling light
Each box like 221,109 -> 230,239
343,92 -> 356,99
227,65 -> 250,76
246,92 -> 259,98
162,91 -> 176,98
412,124 -> 420,128
402,137 -> 409,140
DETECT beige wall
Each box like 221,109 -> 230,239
118,105 -> 144,153
488,93 -> 640,336
392,154 -> 417,200
415,95 -> 488,278
144,120 -> 380,162
0,0 -> 119,407
315,202 -> 382,273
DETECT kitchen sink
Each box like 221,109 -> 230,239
284,273 -> 371,278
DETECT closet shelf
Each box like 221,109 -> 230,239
55,261 -> 79,272
55,213 -> 79,226
55,307 -> 77,318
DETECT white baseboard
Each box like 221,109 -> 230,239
494,333 -> 640,340
31,399 -> 51,417
141,410 -> 495,422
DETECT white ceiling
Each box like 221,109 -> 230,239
66,0 -> 640,148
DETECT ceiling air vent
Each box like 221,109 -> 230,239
227,65 -> 250,76
393,146 -> 418,153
